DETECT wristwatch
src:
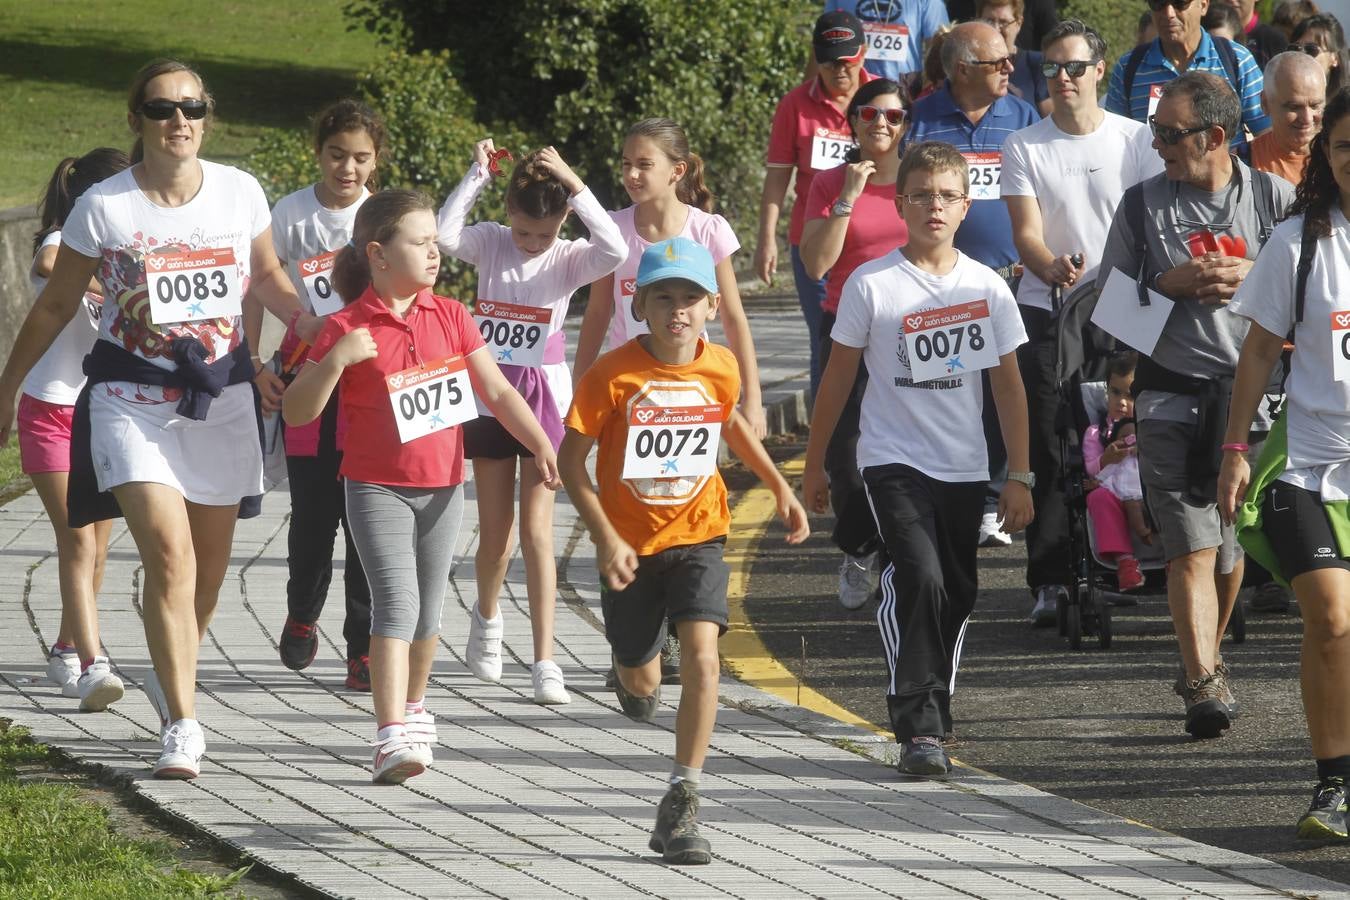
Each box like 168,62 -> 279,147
1007,470 -> 1036,490
831,199 -> 854,218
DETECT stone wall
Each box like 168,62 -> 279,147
0,206 -> 40,368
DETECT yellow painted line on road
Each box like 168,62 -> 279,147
722,456 -> 888,738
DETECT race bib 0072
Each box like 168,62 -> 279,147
902,300 -> 999,384
622,404 -> 724,480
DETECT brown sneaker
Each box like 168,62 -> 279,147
1214,658 -> 1240,717
1181,673 -> 1231,739
648,781 -> 711,864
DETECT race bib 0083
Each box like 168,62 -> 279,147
145,247 -> 241,325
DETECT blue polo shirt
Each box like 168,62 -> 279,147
902,85 -> 1038,268
824,0 -> 949,80
1105,32 -> 1269,140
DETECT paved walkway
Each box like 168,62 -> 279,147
2,306 -> 1347,899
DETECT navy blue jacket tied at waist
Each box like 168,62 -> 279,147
67,339 -> 263,528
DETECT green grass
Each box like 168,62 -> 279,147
0,444 -> 21,494
0,0 -> 384,207
0,721 -> 250,898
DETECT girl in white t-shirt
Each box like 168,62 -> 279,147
437,141 -> 625,703
573,117 -> 766,436
245,100 -> 383,692
0,60 -> 321,781
24,149 -> 129,710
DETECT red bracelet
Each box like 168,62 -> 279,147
1221,442 -> 1249,453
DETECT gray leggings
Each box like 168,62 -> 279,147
344,480 -> 465,642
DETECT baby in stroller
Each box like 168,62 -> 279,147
1083,351 -> 1153,591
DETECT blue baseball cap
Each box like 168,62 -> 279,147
635,237 -> 718,295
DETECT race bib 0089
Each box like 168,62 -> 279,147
473,300 -> 553,368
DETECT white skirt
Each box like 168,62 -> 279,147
89,381 -> 263,505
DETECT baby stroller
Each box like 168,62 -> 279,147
1050,281 -> 1247,650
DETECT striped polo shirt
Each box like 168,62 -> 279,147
1104,33 -> 1270,141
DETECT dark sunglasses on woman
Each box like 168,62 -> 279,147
140,99 -> 209,120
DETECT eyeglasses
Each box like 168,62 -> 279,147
139,99 -> 209,121
1293,42 -> 1324,57
1148,114 -> 1211,145
980,16 -> 1019,28
855,105 -> 907,126
1040,60 -> 1095,78
901,192 -> 968,207
1146,0 -> 1197,11
967,55 -> 1015,70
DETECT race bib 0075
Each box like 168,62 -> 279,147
622,404 -> 724,480
386,355 -> 476,443
145,247 -> 241,325
902,300 -> 999,384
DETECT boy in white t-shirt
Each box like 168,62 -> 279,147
803,140 -> 1034,778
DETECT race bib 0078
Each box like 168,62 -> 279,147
902,300 -> 999,384
622,404 -> 724,480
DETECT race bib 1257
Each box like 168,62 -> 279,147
963,152 -> 1002,201
810,128 -> 853,171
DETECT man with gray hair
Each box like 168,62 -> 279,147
1249,49 -> 1327,185
1096,71 -> 1294,740
903,20 -> 1038,547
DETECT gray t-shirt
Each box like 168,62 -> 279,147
1096,163 -> 1294,423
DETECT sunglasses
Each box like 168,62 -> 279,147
968,55 -> 1015,69
139,99 -> 209,121
855,105 -> 907,126
1146,0 -> 1197,10
1041,60 -> 1095,78
1148,114 -> 1210,145
1293,42 -> 1324,57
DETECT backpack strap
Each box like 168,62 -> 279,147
1252,169 -> 1277,247
1213,36 -> 1242,91
1294,218 -> 1317,326
1122,44 -> 1150,120
1123,182 -> 1152,306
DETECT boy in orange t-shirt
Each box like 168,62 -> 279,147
561,237 -> 808,865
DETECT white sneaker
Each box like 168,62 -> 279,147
405,710 -> 437,767
532,660 -> 571,705
837,552 -> 876,610
466,607 -> 504,682
76,657 -> 124,712
143,669 -> 171,739
372,726 -> 425,784
154,719 -> 205,779
978,511 -> 1012,547
47,648 -> 81,698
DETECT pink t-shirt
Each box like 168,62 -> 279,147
766,73 -> 876,245
604,204 -> 740,350
804,166 -> 908,315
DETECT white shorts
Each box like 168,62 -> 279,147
89,381 -> 263,506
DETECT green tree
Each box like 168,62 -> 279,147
343,0 -> 819,247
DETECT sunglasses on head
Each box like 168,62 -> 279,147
1148,114 -> 1210,145
139,99 -> 209,121
1293,42 -> 1324,57
1146,0 -> 1197,11
855,105 -> 907,126
1040,60 -> 1095,78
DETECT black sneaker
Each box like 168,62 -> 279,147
898,736 -> 950,777
612,658 -> 659,723
345,655 -> 371,691
1248,581 -> 1292,614
649,781 -> 711,864
1180,673 -> 1231,739
1298,777 -> 1349,840
279,617 -> 318,670
660,633 -> 682,685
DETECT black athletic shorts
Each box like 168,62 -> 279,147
1262,480 -> 1350,581
601,537 -> 729,667
463,414 -> 533,460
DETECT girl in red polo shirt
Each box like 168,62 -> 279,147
283,190 -> 560,785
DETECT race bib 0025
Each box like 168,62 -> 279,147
145,247 -> 241,325
622,404 -> 724,480
902,300 -> 999,384
385,355 -> 476,443
473,300 -> 553,367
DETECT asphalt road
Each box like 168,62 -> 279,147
731,435 -> 1350,889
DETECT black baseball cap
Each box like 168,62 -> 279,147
813,11 -> 866,64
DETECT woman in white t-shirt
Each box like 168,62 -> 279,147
244,100 -> 381,692
24,148 -> 129,710
572,117 -> 766,436
1220,89 -> 1350,842
0,59 -> 322,781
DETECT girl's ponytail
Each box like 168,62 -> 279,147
33,148 -> 131,255
330,243 -> 371,306
330,189 -> 435,304
676,151 -> 715,213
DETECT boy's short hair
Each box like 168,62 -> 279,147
896,141 -> 971,196
635,237 -> 718,294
